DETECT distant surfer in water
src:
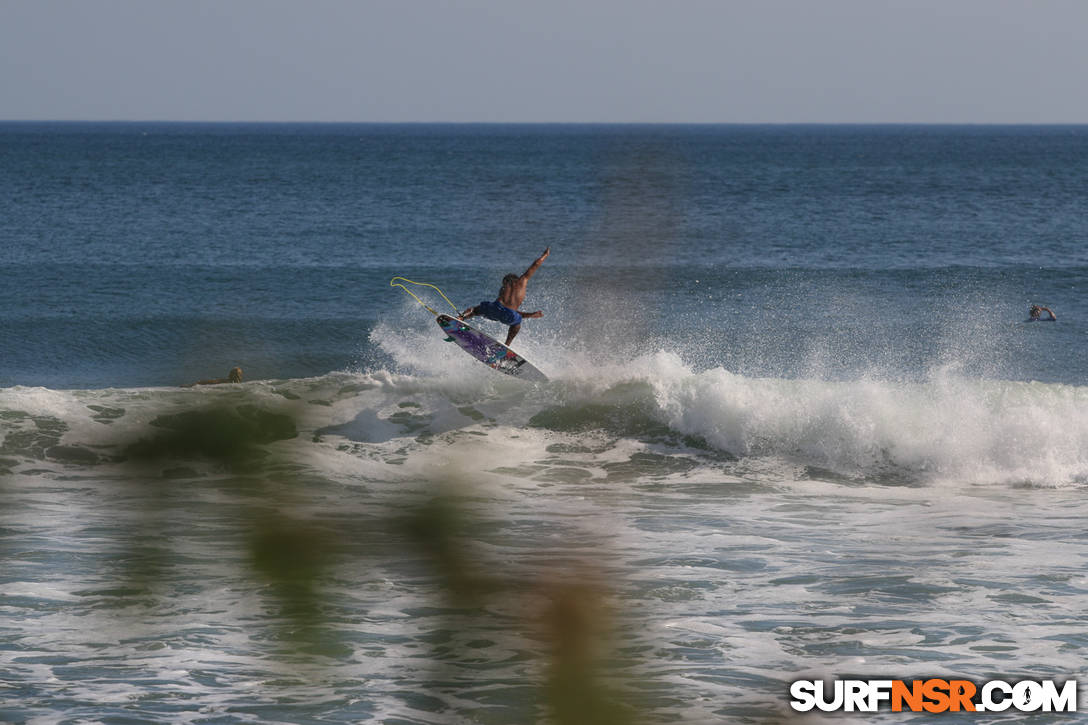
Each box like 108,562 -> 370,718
1029,305 -> 1056,321
189,367 -> 244,386
459,247 -> 550,346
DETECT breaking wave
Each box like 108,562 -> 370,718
4,343 -> 1088,489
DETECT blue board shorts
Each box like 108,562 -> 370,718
476,300 -> 522,326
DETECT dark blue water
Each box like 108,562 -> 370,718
3,123 -> 1087,388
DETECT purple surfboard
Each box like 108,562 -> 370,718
436,315 -> 548,382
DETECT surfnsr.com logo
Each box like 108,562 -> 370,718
789,679 -> 1078,713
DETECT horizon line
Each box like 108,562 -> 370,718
4,119 -> 1088,127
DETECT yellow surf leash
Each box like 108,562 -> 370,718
389,277 -> 460,317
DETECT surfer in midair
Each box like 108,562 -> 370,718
459,247 -> 549,346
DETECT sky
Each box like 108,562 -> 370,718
3,0 -> 1087,123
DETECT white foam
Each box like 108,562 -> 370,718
645,352 -> 1088,486
5,333 -> 1088,494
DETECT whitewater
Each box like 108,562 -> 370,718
5,328 -> 1088,722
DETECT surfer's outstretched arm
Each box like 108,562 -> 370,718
521,247 -> 550,281
459,306 -> 478,321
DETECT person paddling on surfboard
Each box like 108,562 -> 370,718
459,247 -> 549,346
1029,304 -> 1056,321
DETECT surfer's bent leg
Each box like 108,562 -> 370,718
505,324 -> 521,346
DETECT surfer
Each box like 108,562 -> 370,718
1029,305 -> 1056,321
189,367 -> 244,386
459,247 -> 549,346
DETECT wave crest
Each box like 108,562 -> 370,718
644,353 -> 1088,486
4,354 -> 1088,488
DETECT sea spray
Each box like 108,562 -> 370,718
648,353 -> 1088,486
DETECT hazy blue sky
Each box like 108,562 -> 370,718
3,0 -> 1087,123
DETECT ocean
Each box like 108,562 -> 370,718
2,123 -> 1088,723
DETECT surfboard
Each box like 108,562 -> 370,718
436,314 -> 548,382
